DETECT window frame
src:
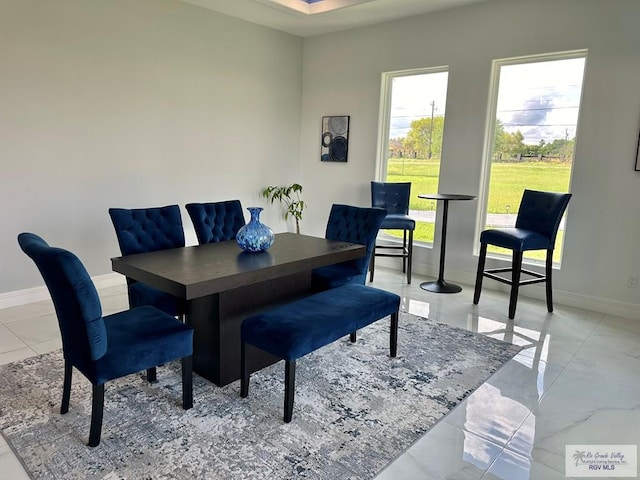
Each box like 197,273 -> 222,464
475,50 -> 587,266
375,65 -> 450,247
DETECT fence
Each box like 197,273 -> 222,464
492,153 -> 572,163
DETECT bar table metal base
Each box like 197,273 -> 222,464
420,279 -> 462,294
417,193 -> 476,294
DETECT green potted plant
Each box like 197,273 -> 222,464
262,183 -> 306,234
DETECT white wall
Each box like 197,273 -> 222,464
3,0 -> 640,319
0,0 -> 303,293
299,0 -> 640,317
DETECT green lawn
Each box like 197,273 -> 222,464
387,157 -> 571,213
384,157 -> 571,262
484,161 -> 571,213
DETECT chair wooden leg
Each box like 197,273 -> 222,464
407,230 -> 413,285
369,246 -> 375,282
349,331 -> 356,343
284,360 -> 296,423
240,342 -> 249,398
182,355 -> 193,410
390,311 -> 398,357
147,367 -> 157,383
61,361 -> 72,415
473,244 -> 487,305
509,251 -> 523,319
545,248 -> 554,312
402,230 -> 407,273
88,383 -> 105,448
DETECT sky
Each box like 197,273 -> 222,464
389,57 -> 586,145
496,57 -> 586,144
389,71 -> 449,139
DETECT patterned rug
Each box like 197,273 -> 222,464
0,312 -> 520,479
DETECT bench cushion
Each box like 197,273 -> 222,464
241,284 -> 400,361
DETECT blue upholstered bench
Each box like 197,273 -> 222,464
240,283 -> 401,422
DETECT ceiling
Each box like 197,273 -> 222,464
177,0 -> 491,37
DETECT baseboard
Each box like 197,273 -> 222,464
547,289 -> 640,320
0,273 -> 126,310
492,283 -> 640,321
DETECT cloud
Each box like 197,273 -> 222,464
509,97 -> 554,126
501,91 -> 580,142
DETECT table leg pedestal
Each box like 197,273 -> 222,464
420,279 -> 462,293
417,194 -> 476,295
187,271 -> 311,387
419,198 -> 463,294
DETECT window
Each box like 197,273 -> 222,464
479,51 -> 586,264
377,68 -> 449,244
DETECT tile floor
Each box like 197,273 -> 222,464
1,268 -> 638,479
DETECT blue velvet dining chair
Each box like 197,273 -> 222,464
109,205 -> 185,318
311,204 -> 387,291
17,233 -> 193,447
369,181 -> 416,284
185,200 -> 246,245
473,189 -> 572,319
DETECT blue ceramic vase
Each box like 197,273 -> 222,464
235,207 -> 275,253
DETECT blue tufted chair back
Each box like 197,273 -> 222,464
108,205 -> 185,315
515,190 -> 572,244
371,181 -> 411,215
108,205 -> 185,256
325,204 -> 387,274
18,233 -> 107,376
186,200 -> 246,245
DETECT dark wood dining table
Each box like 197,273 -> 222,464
111,233 -> 366,386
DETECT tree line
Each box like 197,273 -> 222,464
493,120 -> 574,162
389,117 -> 574,162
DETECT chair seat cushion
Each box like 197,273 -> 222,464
480,227 -> 551,252
90,306 -> 193,385
311,262 -> 366,290
129,282 -> 183,317
381,214 -> 415,230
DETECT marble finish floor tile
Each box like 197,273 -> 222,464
0,434 -> 30,480
376,421 -> 504,480
0,347 -> 36,366
0,325 -> 28,353
0,300 -> 54,325
595,313 -> 640,336
1,267 -> 638,480
482,448 -> 570,480
29,337 -> 63,355
567,330 -> 640,388
438,341 -> 564,448
4,313 -> 60,347
506,367 -> 640,475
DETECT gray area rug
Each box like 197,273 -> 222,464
0,312 -> 521,479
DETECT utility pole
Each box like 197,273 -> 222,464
428,100 -> 436,159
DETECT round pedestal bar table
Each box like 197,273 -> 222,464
417,193 -> 476,294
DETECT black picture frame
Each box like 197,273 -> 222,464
321,116 -> 350,162
636,129 -> 640,171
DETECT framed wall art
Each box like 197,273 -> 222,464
321,115 -> 350,162
636,128 -> 640,171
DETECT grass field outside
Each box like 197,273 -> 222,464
384,157 -> 571,263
